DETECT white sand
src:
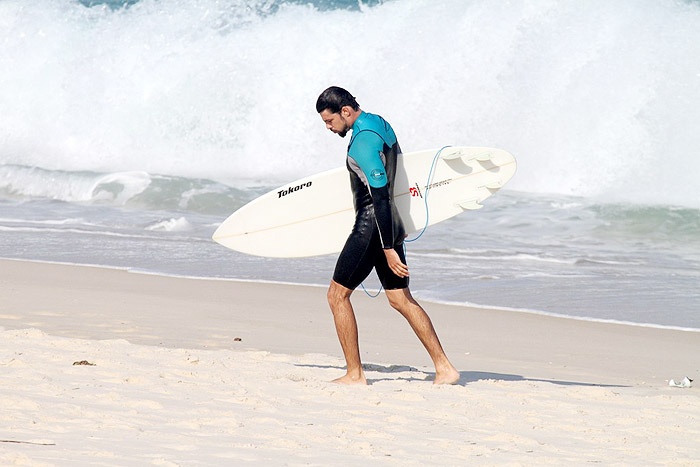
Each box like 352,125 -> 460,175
1,259 -> 699,465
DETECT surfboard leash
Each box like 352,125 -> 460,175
361,145 -> 451,298
360,282 -> 383,298
405,145 -> 451,243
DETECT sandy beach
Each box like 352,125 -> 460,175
1,258 -> 699,465
3,0 -> 700,465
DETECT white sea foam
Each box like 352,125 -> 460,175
412,295 -> 700,334
0,224 -> 167,240
409,250 -> 638,267
145,217 -> 193,232
91,171 -> 152,204
0,217 -> 87,225
1,0 -> 699,208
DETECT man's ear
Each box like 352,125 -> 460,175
340,105 -> 353,118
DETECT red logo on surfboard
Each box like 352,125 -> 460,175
410,184 -> 423,198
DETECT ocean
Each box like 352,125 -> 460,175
1,0 -> 699,330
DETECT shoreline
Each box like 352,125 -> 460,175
3,256 -> 699,334
2,258 -> 699,387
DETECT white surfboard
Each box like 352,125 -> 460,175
213,146 -> 516,257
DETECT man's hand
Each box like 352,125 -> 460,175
384,248 -> 409,278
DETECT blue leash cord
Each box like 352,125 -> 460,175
361,145 -> 451,298
360,282 -> 383,298
405,145 -> 451,244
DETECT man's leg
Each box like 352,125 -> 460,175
385,287 -> 460,385
327,280 -> 367,385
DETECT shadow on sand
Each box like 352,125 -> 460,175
295,363 -> 629,388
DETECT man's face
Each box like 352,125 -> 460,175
319,109 -> 351,138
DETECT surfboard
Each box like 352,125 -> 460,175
213,146 -> 516,257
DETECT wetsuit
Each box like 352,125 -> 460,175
332,112 -> 408,291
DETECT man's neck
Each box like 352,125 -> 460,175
347,109 -> 363,129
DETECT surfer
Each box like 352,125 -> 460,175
316,86 -> 460,385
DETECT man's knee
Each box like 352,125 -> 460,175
386,288 -> 412,311
327,281 -> 352,309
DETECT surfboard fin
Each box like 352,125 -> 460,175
469,152 -> 493,162
456,199 -> 484,210
480,181 -> 502,190
440,149 -> 464,160
440,150 -> 493,162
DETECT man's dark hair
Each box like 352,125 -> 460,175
316,86 -> 360,114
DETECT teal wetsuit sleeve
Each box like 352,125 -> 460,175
348,130 -> 394,248
348,131 -> 388,188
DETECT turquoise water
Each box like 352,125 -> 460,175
1,0 -> 699,329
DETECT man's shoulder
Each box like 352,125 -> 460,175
358,112 -> 391,131
351,112 -> 396,147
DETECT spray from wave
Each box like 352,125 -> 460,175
1,0 -> 699,208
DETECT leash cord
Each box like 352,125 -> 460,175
361,145 -> 451,298
405,145 -> 451,243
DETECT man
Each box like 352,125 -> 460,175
316,86 -> 460,385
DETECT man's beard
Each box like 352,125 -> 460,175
337,117 -> 350,138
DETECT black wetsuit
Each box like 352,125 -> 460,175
332,112 -> 408,291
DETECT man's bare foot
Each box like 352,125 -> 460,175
331,372 -> 368,385
433,366 -> 460,385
